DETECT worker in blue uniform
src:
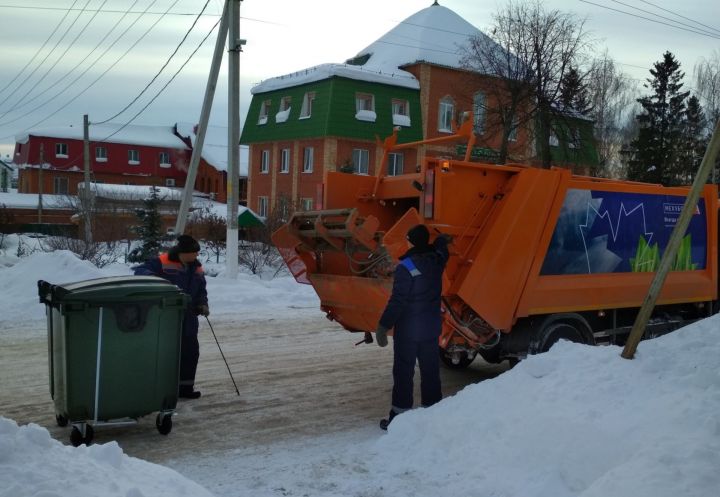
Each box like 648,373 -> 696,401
134,235 -> 209,399
375,224 -> 450,430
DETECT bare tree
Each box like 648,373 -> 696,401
187,205 -> 227,263
586,51 -> 637,177
695,50 -> 720,131
461,0 -> 591,167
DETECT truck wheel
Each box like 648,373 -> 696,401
533,322 -> 586,354
439,347 -> 475,369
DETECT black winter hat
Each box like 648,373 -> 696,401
175,234 -> 200,253
406,224 -> 430,248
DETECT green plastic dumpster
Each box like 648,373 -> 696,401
38,276 -> 189,446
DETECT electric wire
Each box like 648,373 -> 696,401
0,0 -> 106,116
0,0 -> 142,117
0,0 -> 80,97
609,0 -> 720,39
637,0 -> 720,36
0,0 -> 93,110
0,3 -> 218,16
95,0 -> 212,125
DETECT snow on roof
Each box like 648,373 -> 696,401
78,183 -> 184,201
0,189 -> 68,209
251,4 -> 488,94
175,122 -> 248,176
15,123 -> 190,150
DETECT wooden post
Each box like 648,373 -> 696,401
83,114 -> 92,243
621,121 -> 720,359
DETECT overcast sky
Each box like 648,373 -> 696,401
0,0 -> 718,160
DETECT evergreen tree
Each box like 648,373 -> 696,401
128,186 -> 165,263
627,51 -> 690,185
559,67 -> 592,114
675,95 -> 708,184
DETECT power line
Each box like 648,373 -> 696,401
0,0 -> 80,97
0,0 -> 143,117
95,0 -> 212,124
0,0 -> 110,117
0,3 -> 219,16
0,0 -> 178,135
0,0 -> 94,110
637,0 -> 720,36
579,0 -> 720,40
609,0 -> 720,39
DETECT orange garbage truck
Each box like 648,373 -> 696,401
272,127 -> 719,367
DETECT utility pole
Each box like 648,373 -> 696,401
174,1 -> 230,235
622,120 -> 720,359
38,143 -> 44,224
83,114 -> 92,243
226,0 -> 245,279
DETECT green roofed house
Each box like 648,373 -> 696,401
240,1 -> 599,219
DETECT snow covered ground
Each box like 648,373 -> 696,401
1,234 -> 718,497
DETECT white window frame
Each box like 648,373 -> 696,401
53,176 -> 68,194
392,98 -> 411,127
438,97 -> 454,132
549,131 -> 559,147
473,91 -> 486,134
258,196 -> 269,217
260,149 -> 270,173
303,147 -> 314,173
276,96 -> 292,123
165,178 -> 176,187
95,146 -> 107,162
301,198 -> 313,211
280,148 -> 290,173
568,128 -> 581,149
388,152 -> 404,176
128,149 -> 140,165
159,151 -> 171,168
508,116 -> 519,142
258,99 -> 271,125
355,92 -> 376,122
352,148 -> 369,175
55,143 -> 68,158
299,92 -> 315,119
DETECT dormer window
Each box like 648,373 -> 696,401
276,96 -> 291,123
300,92 -> 315,119
258,99 -> 271,125
392,98 -> 410,127
355,93 -> 376,122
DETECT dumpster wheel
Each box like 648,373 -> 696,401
55,414 -> 68,427
156,412 -> 173,435
70,424 -> 94,447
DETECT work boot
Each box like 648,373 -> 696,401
179,386 -> 201,399
379,409 -> 397,431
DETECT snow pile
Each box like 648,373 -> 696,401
372,314 -> 720,497
0,418 -> 214,497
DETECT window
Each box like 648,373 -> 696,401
55,143 -> 68,158
165,178 -> 176,187
508,116 -> 519,142
388,152 -> 404,176
95,146 -> 107,162
352,149 -> 369,175
392,99 -> 411,127
299,92 -> 315,119
549,131 -> 559,147
473,92 -> 486,134
438,97 -> 454,132
280,148 -> 290,173
568,128 -> 581,149
301,198 -> 313,211
260,150 -> 269,173
128,149 -> 140,164
276,96 -> 292,123
303,147 -> 314,173
258,196 -> 268,217
355,93 -> 376,122
258,99 -> 271,125
53,177 -> 68,194
159,151 -> 171,167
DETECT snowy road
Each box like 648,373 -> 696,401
0,313 -> 507,465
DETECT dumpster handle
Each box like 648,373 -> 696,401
93,307 -> 104,424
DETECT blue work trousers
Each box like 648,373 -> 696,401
392,337 -> 442,410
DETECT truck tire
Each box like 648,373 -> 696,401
439,347 -> 475,369
531,321 -> 587,354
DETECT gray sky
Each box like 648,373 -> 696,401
0,0 -> 718,161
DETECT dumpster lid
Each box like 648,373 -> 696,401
38,276 -> 186,304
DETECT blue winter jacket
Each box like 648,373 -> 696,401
378,237 -> 449,342
133,250 -> 208,316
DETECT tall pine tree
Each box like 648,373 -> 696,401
627,51 -> 690,185
128,186 -> 164,263
559,67 -> 592,114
